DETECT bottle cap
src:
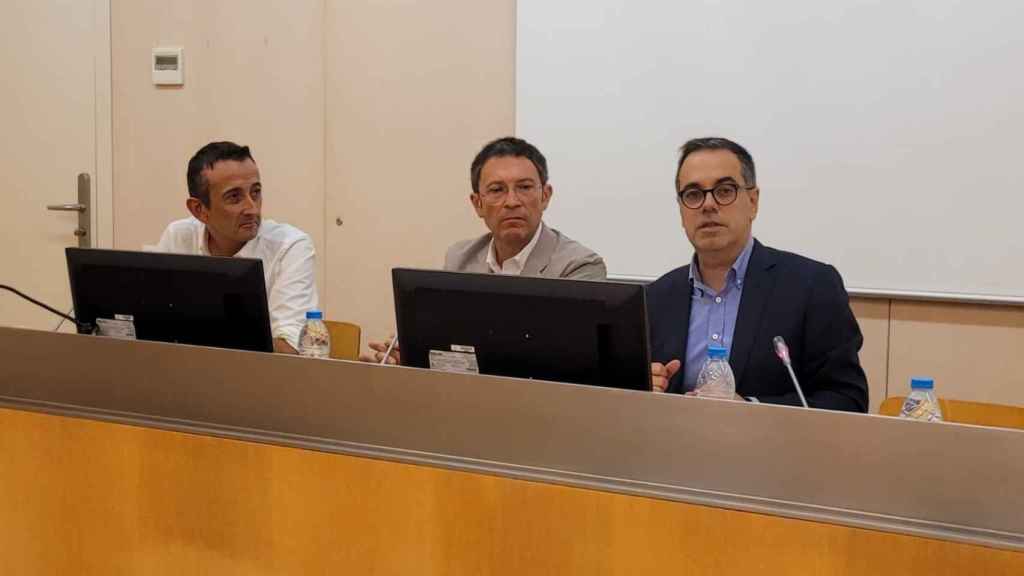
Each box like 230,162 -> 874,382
707,344 -> 728,359
305,310 -> 323,320
910,377 -> 934,390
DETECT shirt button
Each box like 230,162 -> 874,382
715,296 -> 723,304
712,333 -> 720,340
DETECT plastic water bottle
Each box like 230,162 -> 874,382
899,377 -> 943,422
298,310 -> 331,358
694,344 -> 736,399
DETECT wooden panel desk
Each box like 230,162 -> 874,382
1,327 -> 1021,574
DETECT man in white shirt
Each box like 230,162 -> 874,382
154,141 -> 319,354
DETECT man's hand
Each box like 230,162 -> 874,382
273,338 -> 298,355
358,334 -> 401,365
651,359 -> 681,392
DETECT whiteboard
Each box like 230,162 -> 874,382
517,0 -> 1024,302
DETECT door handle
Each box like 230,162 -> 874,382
45,173 -> 91,248
46,203 -> 87,212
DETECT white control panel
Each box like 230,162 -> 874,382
152,46 -> 184,86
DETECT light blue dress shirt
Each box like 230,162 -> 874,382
682,236 -> 755,391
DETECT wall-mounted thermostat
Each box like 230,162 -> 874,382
152,46 -> 184,86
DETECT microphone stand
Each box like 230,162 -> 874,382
773,335 -> 810,408
1,284 -> 93,334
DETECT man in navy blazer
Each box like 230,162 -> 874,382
648,137 -> 868,412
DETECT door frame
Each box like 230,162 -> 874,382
93,0 -> 113,248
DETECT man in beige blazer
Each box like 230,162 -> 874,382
443,136 -> 605,280
363,136 -> 605,364
443,224 -> 604,279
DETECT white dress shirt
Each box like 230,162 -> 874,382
154,217 -> 319,350
485,222 -> 544,276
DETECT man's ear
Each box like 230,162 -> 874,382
540,183 -> 553,211
748,186 -> 759,220
470,193 -> 485,218
186,197 -> 209,223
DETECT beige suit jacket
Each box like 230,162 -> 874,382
443,224 -> 606,280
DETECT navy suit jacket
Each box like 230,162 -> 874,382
647,240 -> 868,412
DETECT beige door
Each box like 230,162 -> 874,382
322,1 -> 514,341
0,1 -> 107,330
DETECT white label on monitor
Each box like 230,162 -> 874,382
428,349 -> 479,374
95,317 -> 137,340
450,344 -> 476,353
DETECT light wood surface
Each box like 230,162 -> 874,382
888,300 -> 1024,406
111,0 -> 327,293
325,319 -> 360,360
0,1 -> 101,330
8,325 -> 1024,546
1,406 -> 1020,575
850,298 -> 890,413
879,396 -> 1024,430
321,0 -> 516,346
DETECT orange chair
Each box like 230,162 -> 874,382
879,396 -> 1024,430
324,320 -> 361,361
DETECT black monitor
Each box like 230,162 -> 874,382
66,248 -> 273,352
392,268 -> 651,390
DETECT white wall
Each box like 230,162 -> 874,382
518,0 -> 1024,301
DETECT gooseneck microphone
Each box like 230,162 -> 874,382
772,336 -> 809,408
0,284 -> 92,333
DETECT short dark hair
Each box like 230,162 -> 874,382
470,136 -> 549,194
676,137 -> 756,188
186,141 -> 255,206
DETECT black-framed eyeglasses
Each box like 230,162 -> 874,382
477,181 -> 541,205
676,181 -> 755,209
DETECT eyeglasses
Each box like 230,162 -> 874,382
477,182 -> 541,205
677,181 -> 755,209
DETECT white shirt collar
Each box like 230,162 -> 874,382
156,217 -> 318,350
486,222 -> 544,275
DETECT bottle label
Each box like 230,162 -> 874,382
900,396 -> 942,422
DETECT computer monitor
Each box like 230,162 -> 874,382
392,268 -> 651,390
66,247 -> 273,353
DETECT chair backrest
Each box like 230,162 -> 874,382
324,320 -> 361,361
879,396 -> 1024,431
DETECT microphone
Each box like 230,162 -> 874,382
1,284 -> 93,333
772,336 -> 809,408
